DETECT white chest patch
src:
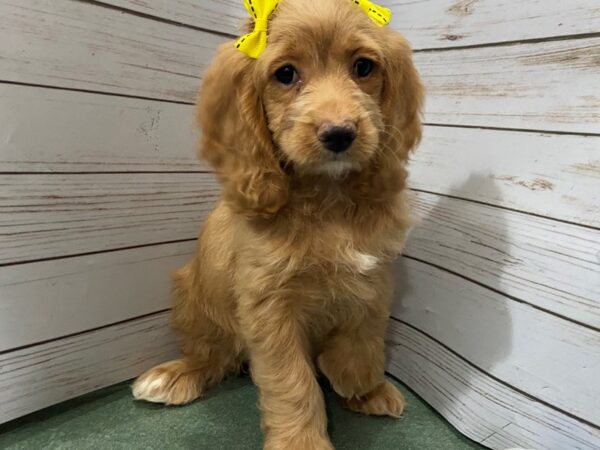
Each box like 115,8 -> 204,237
350,251 -> 380,273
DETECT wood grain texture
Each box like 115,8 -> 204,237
391,256 -> 600,426
0,173 -> 217,264
107,0 -> 244,36
0,84 -> 203,173
415,37 -> 600,133
405,191 -> 600,328
0,312 -> 178,424
386,320 -> 600,450
391,0 -> 600,49
0,0 -> 226,102
104,0 -> 600,50
410,126 -> 600,226
0,242 -> 194,353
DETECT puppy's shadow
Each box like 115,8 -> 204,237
388,174 -> 513,428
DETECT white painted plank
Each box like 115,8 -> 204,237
410,126 -> 600,227
0,0 -> 226,102
386,320 -> 600,450
416,37 -> 600,133
391,0 -> 600,49
0,312 -> 177,424
0,84 -> 204,172
108,0 -> 245,36
391,257 -> 600,426
106,0 -> 600,50
0,242 -> 194,353
405,191 -> 600,328
0,173 -> 218,264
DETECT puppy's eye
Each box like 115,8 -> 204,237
354,58 -> 374,78
274,64 -> 299,85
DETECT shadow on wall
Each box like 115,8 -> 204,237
387,173 -> 513,432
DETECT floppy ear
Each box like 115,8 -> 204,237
197,43 -> 289,218
355,34 -> 423,201
381,33 -> 424,162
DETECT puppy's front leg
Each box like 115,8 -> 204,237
240,300 -> 333,450
317,316 -> 405,418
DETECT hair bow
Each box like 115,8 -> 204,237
352,0 -> 391,26
235,0 -> 392,59
235,0 -> 279,59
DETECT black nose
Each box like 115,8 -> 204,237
318,125 -> 357,153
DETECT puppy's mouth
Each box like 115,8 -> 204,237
302,146 -> 363,177
317,159 -> 358,178
276,150 -> 358,179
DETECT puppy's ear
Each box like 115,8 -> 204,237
381,34 -> 424,161
197,43 -> 288,217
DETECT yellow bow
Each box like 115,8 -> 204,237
235,0 -> 279,59
235,0 -> 391,58
353,0 -> 391,27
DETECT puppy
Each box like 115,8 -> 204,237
133,0 -> 423,448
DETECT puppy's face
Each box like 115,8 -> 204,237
254,0 -> 400,177
198,0 -> 422,215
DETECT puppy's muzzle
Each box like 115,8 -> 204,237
317,122 -> 357,154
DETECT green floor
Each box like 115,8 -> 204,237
0,375 -> 484,450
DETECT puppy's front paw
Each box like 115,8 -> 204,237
132,359 -> 202,405
343,380 -> 405,418
264,432 -> 334,450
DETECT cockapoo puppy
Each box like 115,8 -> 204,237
133,0 -> 423,448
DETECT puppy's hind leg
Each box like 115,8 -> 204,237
133,263 -> 243,405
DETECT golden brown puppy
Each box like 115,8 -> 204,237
133,0 -> 423,448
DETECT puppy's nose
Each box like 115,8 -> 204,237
318,123 -> 357,153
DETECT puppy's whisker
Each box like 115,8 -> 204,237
379,129 -> 403,156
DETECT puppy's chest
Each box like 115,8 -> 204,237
314,238 -> 382,275
283,224 -> 396,320
274,220 -> 403,278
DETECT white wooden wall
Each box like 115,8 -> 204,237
0,2 -> 599,449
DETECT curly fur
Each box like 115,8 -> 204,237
133,0 -> 423,448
